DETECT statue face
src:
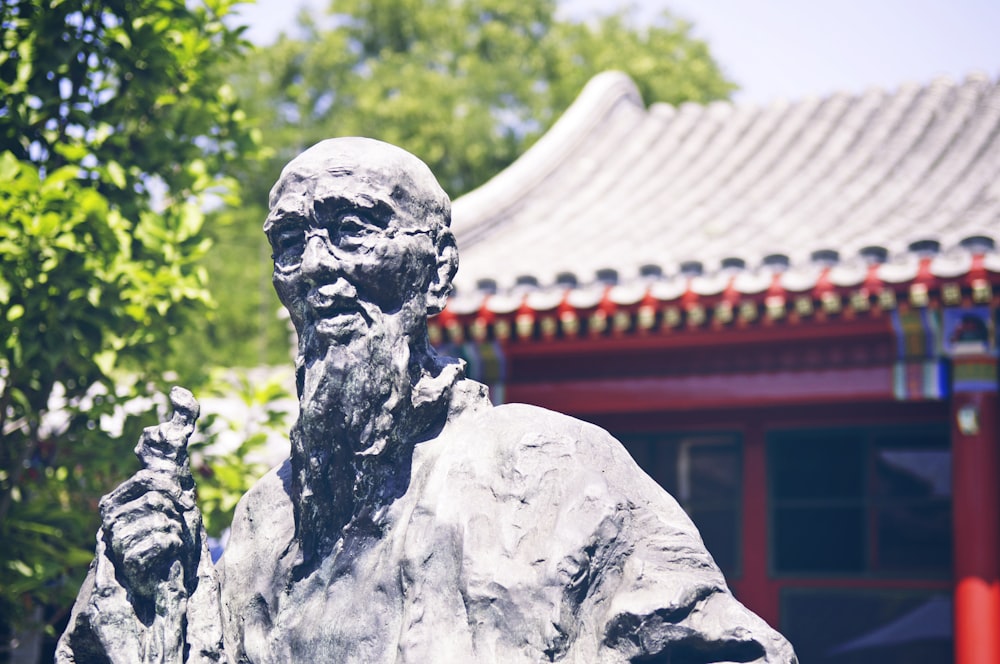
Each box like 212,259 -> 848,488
265,140 -> 444,345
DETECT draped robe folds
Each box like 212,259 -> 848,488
58,378 -> 796,663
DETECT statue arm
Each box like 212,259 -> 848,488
598,501 -> 798,663
56,388 -> 224,664
539,420 -> 798,663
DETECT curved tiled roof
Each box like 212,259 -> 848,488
451,70 -> 1000,305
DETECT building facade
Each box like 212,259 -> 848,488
437,71 -> 1000,663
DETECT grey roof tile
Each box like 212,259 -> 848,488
453,71 -> 1000,296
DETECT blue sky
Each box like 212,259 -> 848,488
232,0 -> 1000,104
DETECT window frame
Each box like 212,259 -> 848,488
767,423 -> 952,579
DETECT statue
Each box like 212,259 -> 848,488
57,138 -> 797,663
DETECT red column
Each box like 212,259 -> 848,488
952,388 -> 1000,664
732,420 -> 780,627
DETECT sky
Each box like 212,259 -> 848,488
232,0 -> 1000,105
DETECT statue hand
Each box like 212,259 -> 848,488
99,470 -> 189,598
99,387 -> 200,598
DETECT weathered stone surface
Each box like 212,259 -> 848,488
57,387 -> 222,663
58,138 -> 797,663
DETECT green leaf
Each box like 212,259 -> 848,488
8,560 -> 34,578
106,161 -> 127,189
178,203 -> 205,240
94,350 -> 117,376
0,152 -> 22,181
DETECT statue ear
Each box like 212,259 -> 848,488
427,228 -> 458,316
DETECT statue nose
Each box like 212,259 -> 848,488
300,235 -> 339,284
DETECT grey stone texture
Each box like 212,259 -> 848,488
58,138 -> 797,663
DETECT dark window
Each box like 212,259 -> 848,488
769,426 -> 951,576
774,506 -> 866,572
781,589 -> 952,664
619,433 -> 742,579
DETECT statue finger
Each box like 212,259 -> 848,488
134,387 -> 199,473
167,386 -> 199,436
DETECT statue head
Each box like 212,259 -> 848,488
264,140 -> 462,549
265,137 -> 458,351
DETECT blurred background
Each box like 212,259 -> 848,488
1,1 -> 997,662
240,0 -> 1000,104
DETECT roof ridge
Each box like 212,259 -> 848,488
452,71 -> 642,246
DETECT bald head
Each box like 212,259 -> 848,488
268,137 -> 451,239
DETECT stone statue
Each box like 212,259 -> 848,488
57,138 -> 797,663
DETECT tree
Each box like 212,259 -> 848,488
0,0 -> 257,659
236,0 -> 734,198
195,0 -> 736,372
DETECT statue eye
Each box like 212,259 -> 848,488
314,197 -> 391,243
337,213 -> 377,237
268,226 -> 304,264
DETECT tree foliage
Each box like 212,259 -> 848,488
0,0 -> 256,657
234,0 -> 734,197
196,0 -> 736,372
1,0 -> 254,215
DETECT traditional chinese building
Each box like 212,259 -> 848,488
434,71 -> 1000,664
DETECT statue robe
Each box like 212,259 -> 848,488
217,380 -> 796,663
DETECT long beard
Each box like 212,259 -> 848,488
289,316 -> 413,568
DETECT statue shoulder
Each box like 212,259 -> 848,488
441,402 -> 704,547
467,402 -> 639,473
439,401 -> 665,505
